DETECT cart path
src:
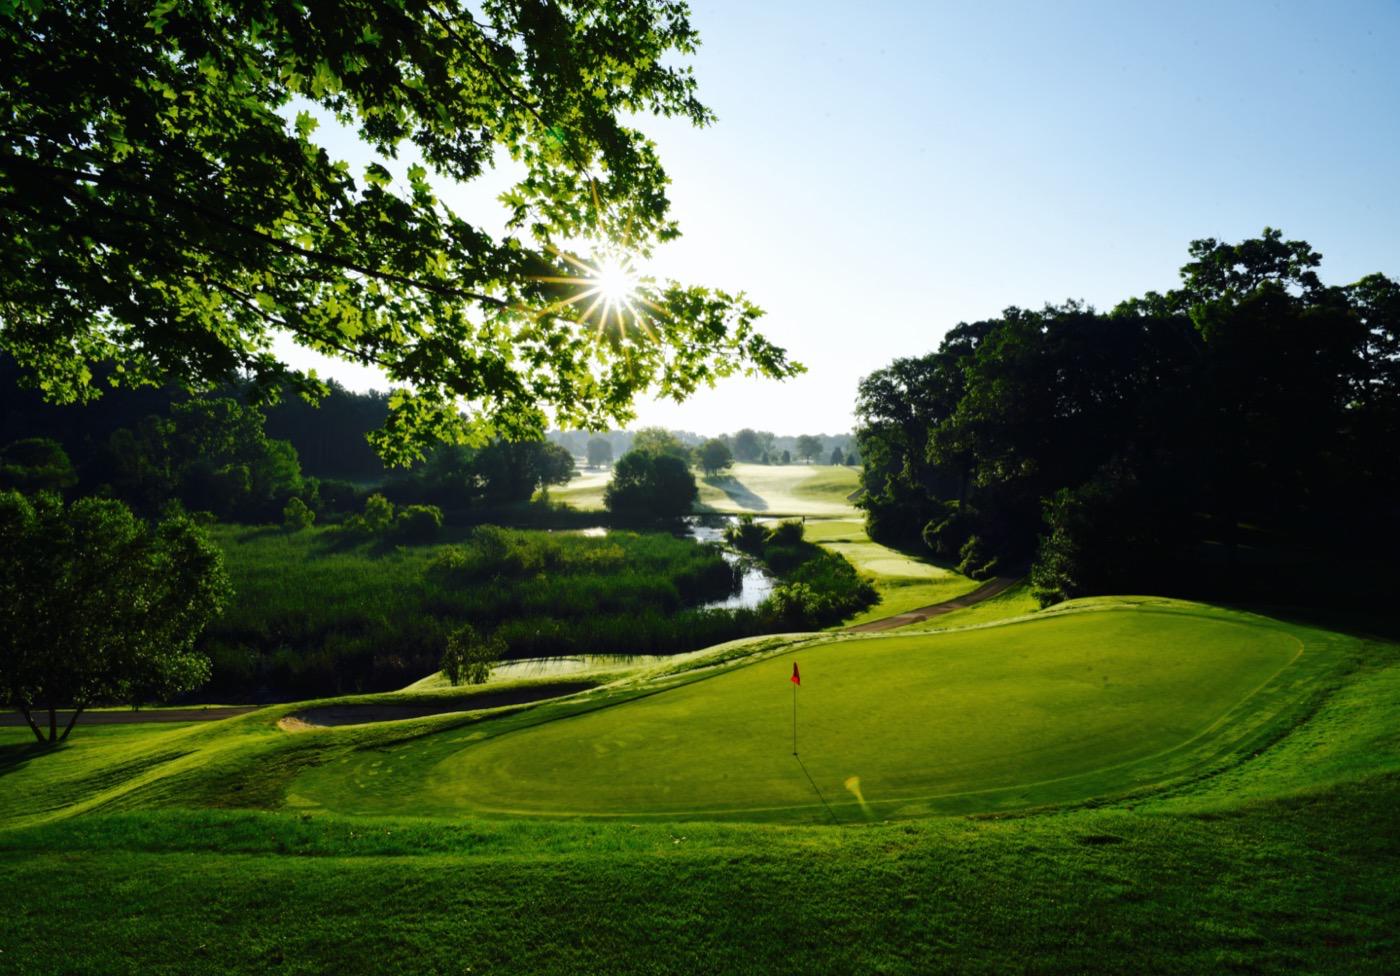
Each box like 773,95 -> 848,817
844,576 -> 1023,633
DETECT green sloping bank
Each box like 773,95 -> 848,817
293,605 -> 1306,820
0,597 -> 1395,974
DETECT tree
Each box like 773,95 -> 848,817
794,435 -> 824,463
442,623 -> 504,686
0,491 -> 230,742
586,436 -> 614,469
0,1 -> 799,465
696,438 -> 734,477
603,450 -> 697,519
630,427 -> 691,461
829,446 -> 845,466
732,428 -> 763,462
781,449 -> 791,464
0,438 -> 76,494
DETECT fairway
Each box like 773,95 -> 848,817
294,606 -> 1304,821
551,462 -> 860,517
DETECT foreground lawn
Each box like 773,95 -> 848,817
1,598 -> 1395,974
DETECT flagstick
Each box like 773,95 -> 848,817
792,681 -> 797,756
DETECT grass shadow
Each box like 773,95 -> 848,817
704,475 -> 768,512
0,738 -> 54,775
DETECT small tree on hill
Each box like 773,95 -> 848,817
696,438 -> 734,477
442,624 -> 505,686
829,446 -> 845,465
0,491 -> 230,742
781,449 -> 792,464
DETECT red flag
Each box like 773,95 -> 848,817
791,662 -> 801,686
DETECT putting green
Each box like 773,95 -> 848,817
294,606 -> 1307,821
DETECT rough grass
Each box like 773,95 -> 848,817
203,524 -> 747,698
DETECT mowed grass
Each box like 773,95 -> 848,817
803,517 -> 982,625
1,599 -> 1397,973
551,462 -> 861,517
292,604 -> 1308,821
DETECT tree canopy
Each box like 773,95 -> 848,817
0,0 -> 799,465
603,449 -> 696,520
0,491 -> 230,742
695,437 -> 733,476
856,230 -> 1400,603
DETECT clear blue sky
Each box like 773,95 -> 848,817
286,0 -> 1400,436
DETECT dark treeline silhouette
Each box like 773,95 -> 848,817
856,230 -> 1400,609
0,362 -> 573,522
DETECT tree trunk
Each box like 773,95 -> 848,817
47,704 -> 57,743
17,704 -> 45,744
59,705 -> 85,742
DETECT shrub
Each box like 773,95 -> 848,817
362,493 -> 395,533
392,504 -> 443,543
765,519 -> 804,546
282,496 -> 315,532
724,514 -> 767,554
957,536 -> 995,579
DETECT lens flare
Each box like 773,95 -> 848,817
526,245 -> 660,340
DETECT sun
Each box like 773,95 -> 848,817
592,255 -> 639,305
527,245 -> 659,339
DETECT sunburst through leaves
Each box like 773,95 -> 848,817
528,245 -> 663,341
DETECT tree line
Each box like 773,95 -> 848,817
855,230 -> 1399,608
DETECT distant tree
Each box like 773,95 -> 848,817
630,427 -> 692,461
781,449 -> 792,464
844,450 -> 859,466
759,451 -> 771,465
0,438 -> 76,494
603,451 -> 698,519
442,623 -> 505,686
0,491 -> 230,742
696,438 -> 734,477
795,435 -> 824,463
586,437 -> 614,469
732,428 -> 763,462
94,397 -> 305,521
282,496 -> 315,532
829,446 -> 845,465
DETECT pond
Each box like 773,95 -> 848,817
562,517 -> 777,611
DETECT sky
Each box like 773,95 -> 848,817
283,0 -> 1400,436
